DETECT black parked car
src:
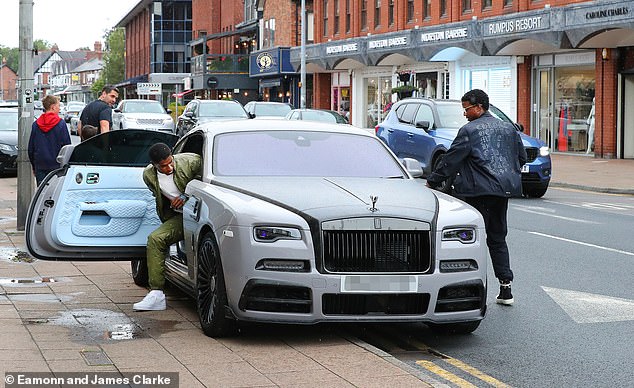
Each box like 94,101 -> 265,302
176,99 -> 249,137
0,108 -> 18,176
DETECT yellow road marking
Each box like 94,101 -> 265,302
416,360 -> 478,388
445,358 -> 510,388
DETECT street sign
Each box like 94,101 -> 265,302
137,82 -> 162,95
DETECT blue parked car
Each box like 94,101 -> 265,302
375,98 -> 551,198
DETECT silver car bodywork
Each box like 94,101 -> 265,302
26,121 -> 487,336
112,99 -> 174,132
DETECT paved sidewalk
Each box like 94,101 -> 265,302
1,153 -> 632,387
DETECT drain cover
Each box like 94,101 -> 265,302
80,350 -> 113,366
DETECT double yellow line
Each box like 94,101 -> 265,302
416,357 -> 510,388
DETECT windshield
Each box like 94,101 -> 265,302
123,101 -> 166,114
213,130 -> 406,178
199,102 -> 248,118
255,103 -> 292,117
0,111 -> 18,131
68,129 -> 178,166
301,110 -> 340,123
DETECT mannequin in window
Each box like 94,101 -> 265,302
586,98 -> 595,154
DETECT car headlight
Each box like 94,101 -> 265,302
539,146 -> 550,157
164,118 -> 174,124
442,227 -> 476,244
254,226 -> 301,242
0,143 -> 13,152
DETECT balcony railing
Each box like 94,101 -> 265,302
191,54 -> 250,75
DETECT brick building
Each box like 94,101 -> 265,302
0,61 -> 18,101
293,0 -> 634,159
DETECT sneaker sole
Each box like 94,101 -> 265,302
496,298 -> 514,305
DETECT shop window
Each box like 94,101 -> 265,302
553,66 -> 595,153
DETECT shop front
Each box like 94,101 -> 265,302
249,47 -> 301,107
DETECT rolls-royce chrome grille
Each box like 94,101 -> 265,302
321,218 -> 432,273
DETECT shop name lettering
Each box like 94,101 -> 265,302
585,7 -> 629,20
487,16 -> 544,35
326,43 -> 358,54
420,28 -> 468,42
368,37 -> 408,49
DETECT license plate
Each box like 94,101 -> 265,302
521,164 -> 530,173
341,275 -> 417,293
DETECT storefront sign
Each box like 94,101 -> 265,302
483,14 -> 549,36
420,27 -> 468,42
368,36 -> 408,50
326,43 -> 359,55
566,2 -> 633,27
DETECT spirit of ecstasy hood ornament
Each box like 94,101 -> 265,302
369,195 -> 379,212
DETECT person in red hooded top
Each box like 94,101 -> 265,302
28,95 -> 72,185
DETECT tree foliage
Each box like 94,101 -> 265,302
100,27 -> 125,86
0,46 -> 19,72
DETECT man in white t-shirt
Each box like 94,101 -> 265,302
133,143 -> 202,311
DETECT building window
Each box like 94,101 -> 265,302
345,0 -> 351,32
374,0 -> 381,28
334,0 -> 340,34
423,0 -> 431,19
323,0 -> 328,36
388,0 -> 394,25
504,0 -> 513,6
263,18 -> 276,49
440,0 -> 447,16
361,0 -> 367,30
462,0 -> 472,13
244,0 -> 257,22
407,0 -> 414,22
482,0 -> 492,10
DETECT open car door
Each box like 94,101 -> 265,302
26,129 -> 179,260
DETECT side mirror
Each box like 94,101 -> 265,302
113,109 -> 121,113
166,109 -> 172,114
249,112 -> 256,119
402,158 -> 424,178
515,123 -> 525,132
415,120 -> 431,131
184,111 -> 194,119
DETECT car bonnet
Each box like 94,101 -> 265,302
213,176 -> 437,222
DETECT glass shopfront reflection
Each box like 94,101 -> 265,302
363,76 -> 392,128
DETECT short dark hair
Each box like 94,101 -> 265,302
148,143 -> 172,164
461,89 -> 489,111
101,85 -> 119,95
80,125 -> 98,141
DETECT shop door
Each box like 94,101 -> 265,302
623,75 -> 634,158
536,69 -> 553,150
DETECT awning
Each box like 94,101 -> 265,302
172,89 -> 194,98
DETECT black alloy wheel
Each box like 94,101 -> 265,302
197,232 -> 235,337
131,259 -> 149,287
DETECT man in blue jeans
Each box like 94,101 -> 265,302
133,143 -> 202,311
426,89 -> 527,305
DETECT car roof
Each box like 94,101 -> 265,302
120,99 -> 161,103
194,118 -> 370,137
194,99 -> 242,104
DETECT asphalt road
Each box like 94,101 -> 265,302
359,187 -> 634,387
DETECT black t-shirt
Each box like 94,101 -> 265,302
79,99 -> 113,132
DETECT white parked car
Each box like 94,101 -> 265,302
26,120 -> 487,337
112,99 -> 174,133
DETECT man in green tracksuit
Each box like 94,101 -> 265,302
133,142 -> 202,311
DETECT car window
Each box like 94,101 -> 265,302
302,110 -> 336,123
124,101 -> 166,114
488,105 -> 513,125
254,104 -> 292,116
213,131 -> 406,178
184,101 -> 197,114
396,103 -> 419,125
0,110 -> 18,131
413,104 -> 435,128
288,111 -> 299,120
68,129 -> 178,166
436,103 -> 468,129
199,102 -> 248,118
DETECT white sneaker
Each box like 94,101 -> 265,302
133,290 -> 166,311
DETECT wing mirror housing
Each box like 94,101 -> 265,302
515,122 -> 525,133
415,120 -> 431,131
166,109 -> 172,114
402,158 -> 424,178
248,112 -> 256,119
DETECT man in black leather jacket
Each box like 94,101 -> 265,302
426,89 -> 527,306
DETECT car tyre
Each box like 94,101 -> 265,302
523,186 -> 548,198
428,320 -> 481,334
131,259 -> 149,287
197,232 -> 236,337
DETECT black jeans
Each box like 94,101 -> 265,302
464,195 -> 514,282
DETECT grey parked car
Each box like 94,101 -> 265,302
176,99 -> 249,137
26,121 -> 487,337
